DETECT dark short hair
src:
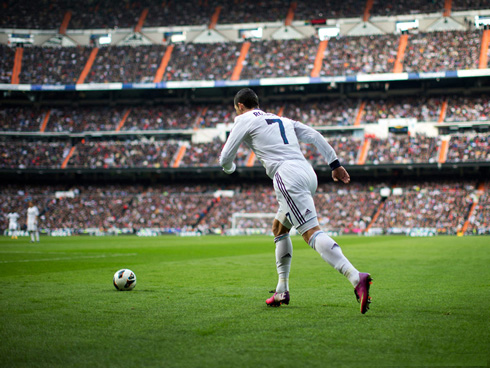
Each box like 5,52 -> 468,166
234,88 -> 259,109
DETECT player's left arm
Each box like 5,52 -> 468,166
293,120 -> 340,167
293,120 -> 350,183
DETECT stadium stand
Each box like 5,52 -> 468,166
164,42 -> 239,81
466,186 -> 489,235
371,180 -> 475,235
2,94 -> 490,133
1,179 -> 485,235
239,37 -> 318,79
1,29 -> 486,84
18,46 -> 92,85
0,45 -> 15,83
1,0 -> 489,30
0,141 -> 68,168
0,1 -> 489,239
85,45 -> 166,84
1,133 -> 488,169
66,140 -> 180,169
402,31 -> 482,72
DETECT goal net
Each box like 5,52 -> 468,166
229,212 -> 276,235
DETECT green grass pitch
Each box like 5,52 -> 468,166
1,235 -> 489,368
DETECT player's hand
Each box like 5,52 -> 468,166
222,162 -> 236,175
332,166 -> 350,184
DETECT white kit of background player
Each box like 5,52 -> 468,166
7,212 -> 20,239
219,88 -> 372,314
27,203 -> 40,243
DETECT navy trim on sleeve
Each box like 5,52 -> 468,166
329,159 -> 341,170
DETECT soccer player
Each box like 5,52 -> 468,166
27,202 -> 40,243
219,88 -> 372,314
7,211 -> 20,239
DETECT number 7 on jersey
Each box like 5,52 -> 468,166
266,119 -> 289,144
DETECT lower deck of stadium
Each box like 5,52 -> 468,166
1,179 -> 488,236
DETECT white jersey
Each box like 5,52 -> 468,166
219,109 -> 338,179
7,212 -> 20,228
27,206 -> 39,225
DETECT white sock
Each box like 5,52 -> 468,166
309,230 -> 360,287
35,231 -> 40,242
274,233 -> 293,293
30,232 -> 35,242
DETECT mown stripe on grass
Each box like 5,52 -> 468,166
0,253 -> 138,263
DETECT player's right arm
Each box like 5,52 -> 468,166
219,119 -> 248,174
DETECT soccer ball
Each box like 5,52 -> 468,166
113,269 -> 137,291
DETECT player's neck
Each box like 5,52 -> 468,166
238,107 -> 258,116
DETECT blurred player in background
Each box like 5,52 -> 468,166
27,202 -> 40,243
7,211 -> 20,239
219,88 -> 372,314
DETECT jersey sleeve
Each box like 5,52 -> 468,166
292,120 -> 340,169
219,119 -> 248,174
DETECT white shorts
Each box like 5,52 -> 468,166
9,223 -> 18,231
27,222 -> 38,231
273,160 -> 319,235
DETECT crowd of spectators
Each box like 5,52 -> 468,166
68,0 -> 145,29
67,140 -> 180,169
1,179 -> 483,235
213,0 -> 289,24
314,182 -> 383,233
2,132 -> 488,169
466,190 -> 490,235
283,99 -> 358,126
365,134 -> 439,164
164,42 -> 239,81
196,104 -> 235,128
0,105 -> 205,133
19,46 -> 92,85
0,45 -> 15,84
0,0 -> 65,29
124,105 -> 199,130
144,0 -> 215,27
45,106 -> 125,132
3,29 -> 485,86
3,0 -> 489,30
446,134 -> 490,162
320,34 -> 399,76
0,140 -> 68,168
180,139 -> 222,167
403,30 -> 482,73
371,0 -> 444,16
372,181 -> 475,234
445,95 -> 490,122
452,0 -> 490,11
361,96 -> 443,123
240,37 -> 318,80
293,0 -> 365,20
0,184 -> 219,231
86,45 -> 166,84
3,94 -> 490,134
0,107 -> 45,131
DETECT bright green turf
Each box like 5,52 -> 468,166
0,235 -> 489,368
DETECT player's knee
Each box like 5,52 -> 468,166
272,220 -> 290,237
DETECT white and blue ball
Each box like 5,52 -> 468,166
113,269 -> 137,291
